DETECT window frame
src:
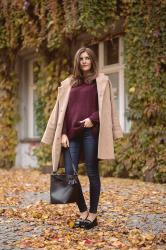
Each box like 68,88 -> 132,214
18,53 -> 40,141
98,36 -> 125,132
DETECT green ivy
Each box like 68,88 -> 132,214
0,54 -> 19,168
114,0 -> 166,183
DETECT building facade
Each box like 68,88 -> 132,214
15,35 -> 131,168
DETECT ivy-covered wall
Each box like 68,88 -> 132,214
113,0 -> 166,183
0,53 -> 19,169
0,1 -> 165,183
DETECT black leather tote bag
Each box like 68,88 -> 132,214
50,147 -> 80,204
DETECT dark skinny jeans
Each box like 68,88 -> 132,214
63,128 -> 101,213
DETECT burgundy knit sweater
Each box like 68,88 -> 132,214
62,79 -> 100,139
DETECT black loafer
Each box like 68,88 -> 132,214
81,217 -> 98,229
73,218 -> 86,228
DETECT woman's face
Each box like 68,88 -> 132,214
79,51 -> 92,73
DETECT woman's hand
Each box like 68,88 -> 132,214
79,118 -> 94,128
61,134 -> 69,148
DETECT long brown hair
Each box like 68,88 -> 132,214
70,47 -> 99,86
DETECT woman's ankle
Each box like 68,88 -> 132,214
87,212 -> 97,221
80,210 -> 89,219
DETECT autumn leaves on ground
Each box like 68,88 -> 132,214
0,168 -> 165,250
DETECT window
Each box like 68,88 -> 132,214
89,44 -> 99,61
108,72 -> 119,112
87,37 -> 131,133
19,54 -> 39,140
104,38 -> 119,65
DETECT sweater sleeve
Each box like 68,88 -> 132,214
89,111 -> 99,125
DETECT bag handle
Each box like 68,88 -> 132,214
67,147 -> 78,175
53,146 -> 78,175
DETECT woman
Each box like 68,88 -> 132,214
41,47 -> 123,230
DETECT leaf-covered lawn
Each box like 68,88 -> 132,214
0,168 -> 165,249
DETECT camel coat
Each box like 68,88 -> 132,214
41,72 -> 123,172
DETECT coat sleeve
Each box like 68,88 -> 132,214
41,99 -> 59,145
108,79 -> 123,140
